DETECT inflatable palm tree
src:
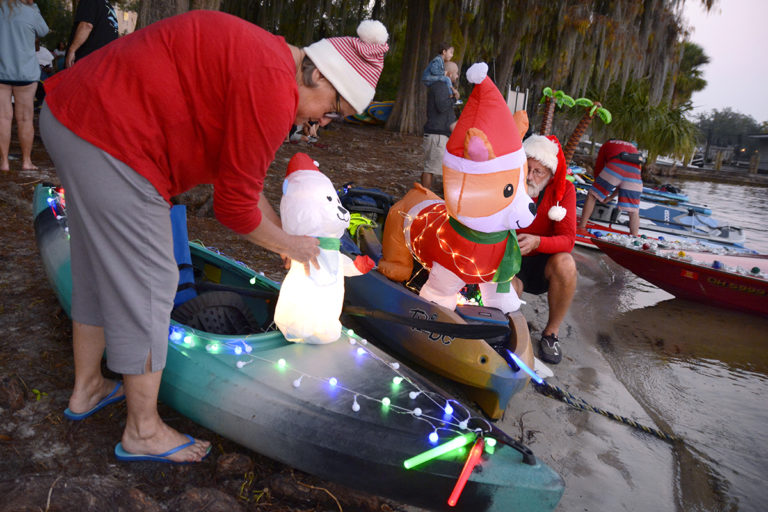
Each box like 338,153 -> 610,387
538,87 -> 575,135
563,98 -> 612,163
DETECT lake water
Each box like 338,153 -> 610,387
584,179 -> 768,511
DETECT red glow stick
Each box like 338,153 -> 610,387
447,436 -> 485,507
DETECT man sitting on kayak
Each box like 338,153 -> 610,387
578,139 -> 644,236
512,135 -> 577,365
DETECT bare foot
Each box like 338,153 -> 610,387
21,163 -> 39,171
120,423 -> 210,463
68,379 -> 123,415
0,162 -> 9,172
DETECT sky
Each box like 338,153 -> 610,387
682,0 -> 768,123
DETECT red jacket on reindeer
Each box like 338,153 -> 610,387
379,63 -> 535,313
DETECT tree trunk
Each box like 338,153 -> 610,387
137,0 -> 221,30
539,95 -> 555,135
428,1 -> 448,58
190,0 -> 221,10
136,0 -> 180,30
494,44 -> 518,104
563,110 -> 594,164
385,0 -> 430,135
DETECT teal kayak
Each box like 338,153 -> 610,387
33,184 -> 564,511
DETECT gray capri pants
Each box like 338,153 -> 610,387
40,103 -> 178,375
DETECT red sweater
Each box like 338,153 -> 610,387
45,11 -> 298,234
516,181 -> 576,255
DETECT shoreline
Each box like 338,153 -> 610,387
653,163 -> 768,187
501,247 -> 678,511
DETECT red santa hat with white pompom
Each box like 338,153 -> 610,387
283,152 -> 321,195
285,152 -> 320,177
444,62 -> 527,170
522,134 -> 568,221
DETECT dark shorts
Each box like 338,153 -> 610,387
516,253 -> 551,295
0,79 -> 36,86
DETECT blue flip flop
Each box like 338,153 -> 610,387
63,381 -> 125,420
114,434 -> 211,464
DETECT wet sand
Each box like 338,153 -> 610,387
510,242 -> 768,512
500,248 -> 678,511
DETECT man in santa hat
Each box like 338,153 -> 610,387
512,135 -> 578,364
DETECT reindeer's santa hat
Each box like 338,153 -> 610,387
441,63 -> 534,233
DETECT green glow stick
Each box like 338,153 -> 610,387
403,432 -> 477,469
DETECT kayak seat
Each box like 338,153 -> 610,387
169,204 -> 267,335
171,291 -> 262,335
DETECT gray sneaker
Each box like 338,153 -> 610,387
539,333 -> 562,364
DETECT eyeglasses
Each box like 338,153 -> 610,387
529,166 -> 551,179
323,91 -> 343,120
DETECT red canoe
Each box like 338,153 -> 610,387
591,236 -> 768,317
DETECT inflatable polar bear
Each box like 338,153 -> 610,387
274,153 -> 374,344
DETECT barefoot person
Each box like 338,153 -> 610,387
0,0 -> 49,172
39,11 -> 388,463
578,139 -> 644,236
513,135 -> 577,364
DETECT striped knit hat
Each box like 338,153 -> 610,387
304,20 -> 389,114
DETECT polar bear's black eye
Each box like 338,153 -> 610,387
326,196 -> 333,201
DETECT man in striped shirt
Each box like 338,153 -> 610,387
578,139 -> 643,235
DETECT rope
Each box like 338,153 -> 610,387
533,380 -> 680,444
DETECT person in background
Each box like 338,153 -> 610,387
0,0 -> 49,172
40,11 -> 388,464
289,121 -> 319,144
421,60 -> 459,191
52,41 -> 66,71
578,139 -> 643,236
35,39 -> 54,79
421,43 -> 459,100
65,0 -> 118,68
512,135 -> 577,365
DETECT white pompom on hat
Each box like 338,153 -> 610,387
465,62 -> 488,84
523,134 -> 568,221
304,20 -> 389,114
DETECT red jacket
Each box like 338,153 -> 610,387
45,11 -> 298,234
516,181 -> 576,254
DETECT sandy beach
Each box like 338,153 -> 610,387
2,120 -> 765,511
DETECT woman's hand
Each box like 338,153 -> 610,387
283,235 -> 320,275
243,210 -> 320,275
